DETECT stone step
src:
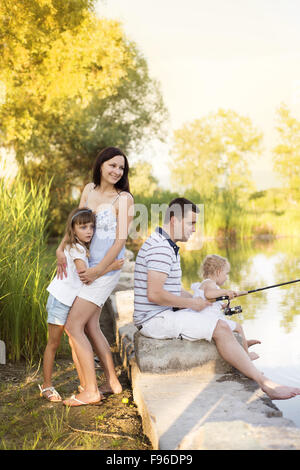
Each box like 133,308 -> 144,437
106,289 -> 300,450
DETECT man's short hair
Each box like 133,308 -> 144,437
164,197 -> 199,223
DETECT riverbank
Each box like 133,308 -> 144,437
0,301 -> 151,450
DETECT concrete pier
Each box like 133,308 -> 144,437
106,288 -> 300,450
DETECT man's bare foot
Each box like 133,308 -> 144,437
247,339 -> 261,347
99,380 -> 122,395
261,379 -> 300,400
249,351 -> 259,361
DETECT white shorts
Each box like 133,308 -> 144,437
77,270 -> 121,307
139,306 -> 236,342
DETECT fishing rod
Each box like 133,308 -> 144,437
215,278 -> 300,316
240,278 -> 300,296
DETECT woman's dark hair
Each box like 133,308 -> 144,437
92,147 -> 130,193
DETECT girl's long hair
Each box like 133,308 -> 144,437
92,147 -> 131,194
62,207 -> 96,257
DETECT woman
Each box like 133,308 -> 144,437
56,147 -> 134,406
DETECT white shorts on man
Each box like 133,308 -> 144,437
140,282 -> 236,342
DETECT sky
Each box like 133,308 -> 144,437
96,0 -> 300,190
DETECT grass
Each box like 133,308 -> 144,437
0,357 -> 151,450
0,301 -> 151,451
0,177 -> 57,362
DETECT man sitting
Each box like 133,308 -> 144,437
133,197 -> 300,401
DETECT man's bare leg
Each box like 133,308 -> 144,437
213,320 -> 300,400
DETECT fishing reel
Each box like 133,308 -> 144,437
215,295 -> 243,316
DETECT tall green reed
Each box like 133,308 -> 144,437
0,177 -> 55,362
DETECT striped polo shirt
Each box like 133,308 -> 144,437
133,227 -> 182,326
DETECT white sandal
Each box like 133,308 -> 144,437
38,384 -> 62,402
63,394 -> 102,407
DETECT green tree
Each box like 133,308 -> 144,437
273,103 -> 300,201
0,0 -> 128,148
0,0 -> 167,234
170,109 -> 262,197
129,161 -> 158,198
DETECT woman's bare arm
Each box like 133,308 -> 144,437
78,192 -> 134,284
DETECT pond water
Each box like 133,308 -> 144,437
128,235 -> 300,427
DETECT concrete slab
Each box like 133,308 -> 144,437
131,363 -> 300,450
134,332 -> 234,374
105,288 -> 300,450
105,292 -> 137,377
177,420 -> 300,450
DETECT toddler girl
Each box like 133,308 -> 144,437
39,207 -> 123,402
191,254 -> 260,360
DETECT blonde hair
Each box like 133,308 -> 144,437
201,254 -> 229,278
62,207 -> 96,257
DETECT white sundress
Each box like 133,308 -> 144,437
188,279 -> 236,339
77,189 -> 125,307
